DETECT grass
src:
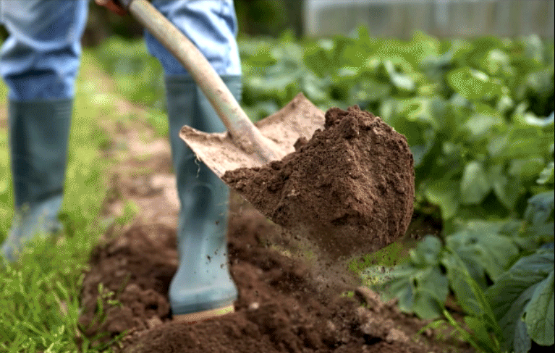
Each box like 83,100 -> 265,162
0,51 -> 136,352
93,38 -> 168,138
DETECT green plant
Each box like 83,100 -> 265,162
238,28 -> 554,230
487,248 -> 554,352
364,186 -> 554,352
0,51 -> 125,353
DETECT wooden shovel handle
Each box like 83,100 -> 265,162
117,0 -> 279,163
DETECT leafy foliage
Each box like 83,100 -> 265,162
365,187 -> 554,352
93,34 -> 553,228
364,237 -> 449,320
486,249 -> 554,352
238,29 -> 554,229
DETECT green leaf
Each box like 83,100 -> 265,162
383,98 -> 439,167
349,78 -> 392,104
492,125 -> 553,161
413,286 -> 444,320
512,317 -> 532,353
424,179 -> 460,219
446,230 -> 520,285
409,236 -> 443,267
537,162 -> 554,185
524,191 -> 554,227
489,164 -> 525,210
464,316 -> 490,344
384,60 -> 415,93
447,67 -> 504,101
509,158 -> 546,181
464,114 -> 504,140
492,175 -> 524,211
442,251 -> 502,337
496,94 -> 514,114
480,48 -> 511,77
367,237 -> 449,320
461,161 -> 491,205
400,98 -> 439,129
525,111 -> 554,127
486,249 -> 554,352
525,270 -> 554,345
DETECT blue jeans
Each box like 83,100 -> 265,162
0,0 -> 241,101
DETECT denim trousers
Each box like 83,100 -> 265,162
0,0 -> 241,101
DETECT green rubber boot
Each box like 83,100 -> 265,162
165,75 -> 240,321
1,99 -> 72,262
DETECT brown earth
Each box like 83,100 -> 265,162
78,93 -> 468,352
80,197 -> 468,353
223,106 -> 415,261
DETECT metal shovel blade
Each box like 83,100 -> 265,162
179,93 -> 325,179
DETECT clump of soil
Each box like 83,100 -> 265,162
79,224 -> 177,339
79,203 -> 449,353
223,106 -> 415,259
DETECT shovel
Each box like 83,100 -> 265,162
117,0 -> 415,260
117,0 -> 325,177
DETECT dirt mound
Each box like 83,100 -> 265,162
223,106 -> 415,259
79,224 -> 176,339
78,200 -> 444,352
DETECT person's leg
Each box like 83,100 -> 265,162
0,0 -> 89,261
145,0 -> 241,321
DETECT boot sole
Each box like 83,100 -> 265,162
173,304 -> 235,323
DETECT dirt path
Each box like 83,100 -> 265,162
77,63 -> 472,353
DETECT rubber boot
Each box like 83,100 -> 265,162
1,99 -> 72,262
165,75 -> 241,322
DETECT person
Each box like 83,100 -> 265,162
0,0 -> 241,322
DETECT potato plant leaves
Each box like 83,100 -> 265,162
460,161 -> 492,205
365,237 -> 449,320
239,29 -> 554,225
486,250 -> 554,352
446,229 -> 519,286
369,190 -> 554,352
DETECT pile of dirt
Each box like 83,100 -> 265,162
223,106 -> 415,260
79,198 -> 471,353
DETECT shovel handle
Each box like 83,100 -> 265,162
116,0 -> 278,162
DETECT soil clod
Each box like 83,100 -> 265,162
223,106 -> 415,259
79,202 -> 440,352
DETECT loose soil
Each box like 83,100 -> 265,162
80,197 -> 468,353
223,106 -> 415,260
79,95 -> 468,352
